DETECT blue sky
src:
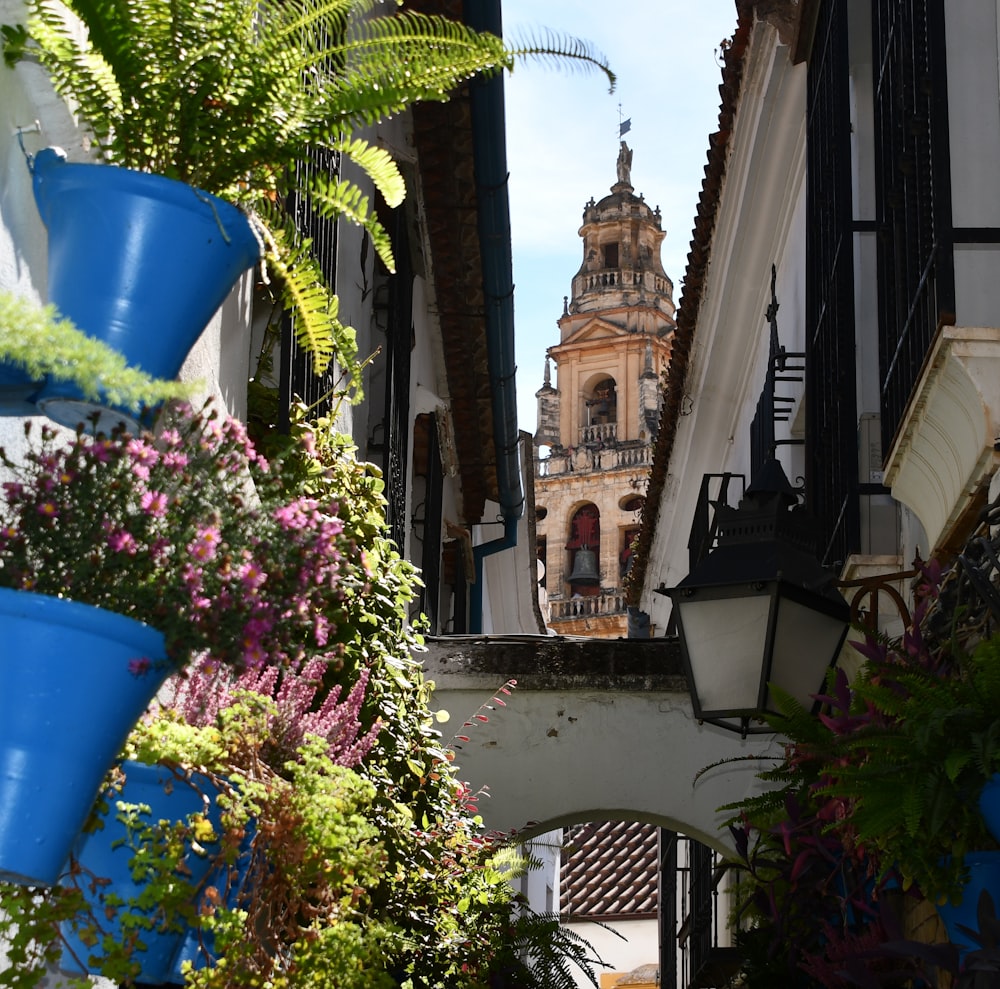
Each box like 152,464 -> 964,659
500,1 -> 740,431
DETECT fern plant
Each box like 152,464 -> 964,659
819,630 -> 1000,904
2,0 -> 614,390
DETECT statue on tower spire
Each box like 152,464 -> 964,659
616,141 -> 633,186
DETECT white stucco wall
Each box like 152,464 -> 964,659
640,20 -> 808,636
567,917 -> 658,989
426,651 -> 781,855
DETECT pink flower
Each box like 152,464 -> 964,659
314,614 -> 330,647
128,656 -> 152,676
36,501 -> 58,518
241,639 -> 268,669
140,490 -> 168,517
273,498 -> 320,531
127,438 -> 159,467
238,561 -> 267,591
188,526 -> 221,561
107,529 -> 137,554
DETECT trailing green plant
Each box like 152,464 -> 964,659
0,692 -> 396,989
0,289 -> 190,410
0,399 -> 603,989
2,0 -> 615,393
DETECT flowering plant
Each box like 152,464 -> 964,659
0,401 -> 354,674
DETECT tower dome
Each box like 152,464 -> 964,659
565,142 -> 675,328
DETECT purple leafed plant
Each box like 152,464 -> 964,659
168,655 -> 381,768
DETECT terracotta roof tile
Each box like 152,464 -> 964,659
560,821 -> 659,920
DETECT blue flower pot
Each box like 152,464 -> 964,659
60,760 -> 227,984
29,147 -> 261,430
168,819 -> 256,981
0,588 -> 168,886
936,851 -> 1000,958
0,362 -> 42,417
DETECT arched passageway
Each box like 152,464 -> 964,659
424,636 -> 781,854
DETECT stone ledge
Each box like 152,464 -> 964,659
422,635 -> 686,692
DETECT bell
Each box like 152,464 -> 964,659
568,547 -> 600,585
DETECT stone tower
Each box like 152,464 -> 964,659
534,143 -> 675,637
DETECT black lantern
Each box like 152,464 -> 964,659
661,460 -> 849,736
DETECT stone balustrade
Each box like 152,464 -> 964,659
549,592 -> 627,621
537,442 -> 652,477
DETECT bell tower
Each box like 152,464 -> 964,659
534,143 -> 675,636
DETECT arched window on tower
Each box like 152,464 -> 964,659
566,504 -> 601,595
585,377 -> 618,425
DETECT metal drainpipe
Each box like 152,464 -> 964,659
465,0 -> 525,633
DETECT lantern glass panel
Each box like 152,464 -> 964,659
765,593 -> 847,714
676,590 -> 772,714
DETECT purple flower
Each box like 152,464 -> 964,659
238,560 -> 267,591
128,656 -> 152,676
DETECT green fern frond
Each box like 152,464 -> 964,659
505,28 -> 617,93
309,173 -> 396,272
7,0 -> 616,369
331,137 -> 405,207
258,213 -> 360,390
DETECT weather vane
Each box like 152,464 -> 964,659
618,103 -> 631,140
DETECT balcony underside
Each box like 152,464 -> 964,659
884,325 -> 1000,553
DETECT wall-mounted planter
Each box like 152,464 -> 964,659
60,760 -> 228,984
29,147 -> 261,431
936,851 -> 1000,959
0,588 -> 167,886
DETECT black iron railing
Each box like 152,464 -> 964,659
281,145 -> 342,420
872,0 -> 954,454
377,207 -> 413,554
805,0 -> 861,569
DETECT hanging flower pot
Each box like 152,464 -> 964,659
0,587 -> 168,887
167,818 -> 257,982
936,851 -> 1000,959
59,760 -> 230,984
0,362 -> 41,417
29,147 -> 261,431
